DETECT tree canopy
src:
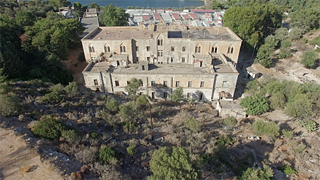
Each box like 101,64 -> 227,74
98,4 -> 129,26
223,4 -> 283,49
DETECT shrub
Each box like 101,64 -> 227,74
0,94 -> 20,116
148,147 -> 201,180
91,132 -> 98,138
223,116 -> 238,127
40,84 -> 64,104
282,165 -> 296,175
241,165 -> 273,180
64,82 -> 79,97
75,146 -> 98,164
61,129 -> 81,143
285,94 -> 314,118
126,145 -> 136,155
298,119 -> 317,133
281,129 -> 293,139
240,94 -> 269,115
123,121 -> 136,134
33,116 -> 69,140
301,50 -> 317,68
216,135 -> 233,146
105,96 -> 119,113
252,119 -> 279,139
269,92 -> 286,110
98,146 -> 118,164
184,117 -> 200,132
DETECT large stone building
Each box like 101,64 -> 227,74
81,21 -> 242,101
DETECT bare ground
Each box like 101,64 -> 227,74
0,128 -> 63,180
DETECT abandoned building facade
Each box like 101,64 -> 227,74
81,21 -> 242,101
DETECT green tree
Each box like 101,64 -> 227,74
89,2 -> 100,11
184,117 -> 200,132
278,40 -> 292,59
15,10 -> 36,27
264,35 -> 279,49
148,147 -> 201,180
256,44 -> 273,67
98,4 -> 129,26
119,101 -> 138,120
136,94 -> 149,109
212,0 -> 223,9
105,96 -> 119,113
301,50 -> 317,68
275,28 -> 288,42
125,78 -> 142,99
240,94 -> 269,115
169,87 -> 184,102
290,7 -> 320,34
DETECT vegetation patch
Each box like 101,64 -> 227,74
252,119 -> 279,139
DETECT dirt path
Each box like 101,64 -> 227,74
0,128 -> 63,180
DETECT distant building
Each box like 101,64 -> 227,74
81,20 -> 242,101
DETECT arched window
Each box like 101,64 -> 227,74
157,35 -> 163,46
120,44 -> 126,53
211,46 -> 218,53
182,46 -> 186,52
195,44 -> 201,53
228,46 -> 234,54
104,45 -> 110,53
89,44 -> 95,53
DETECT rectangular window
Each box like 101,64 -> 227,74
200,81 -> 204,87
188,81 -> 192,87
163,92 -> 167,98
136,46 -> 139,51
146,46 -> 150,51
200,61 -> 203,67
222,81 -> 227,87
163,81 -> 168,87
94,79 -> 98,85
158,50 -> 163,57
142,65 -> 145,70
136,57 -> 139,62
176,81 -> 180,87
151,81 -> 155,86
171,57 -> 173,63
147,57 -> 150,61
171,46 -> 175,51
182,46 -> 186,52
115,81 -> 119,86
182,57 -> 185,63
127,81 -> 130,85
187,93 -> 190,99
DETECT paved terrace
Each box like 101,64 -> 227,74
84,60 -> 236,74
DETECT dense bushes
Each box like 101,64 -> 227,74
40,84 -> 64,104
33,116 -> 69,140
106,96 -> 119,113
240,94 -> 269,115
241,165 -> 273,180
243,78 -> 320,119
223,116 -> 238,127
148,146 -> 201,180
98,146 -> 118,164
64,82 -> 79,97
